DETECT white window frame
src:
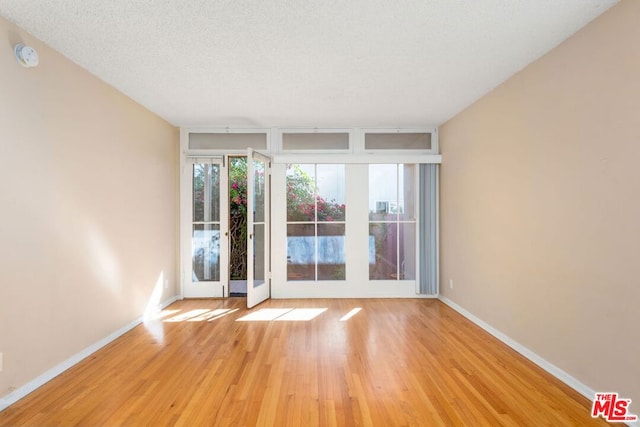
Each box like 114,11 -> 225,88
183,127 -> 272,156
179,126 -> 440,299
275,128 -> 354,154
367,164 -> 419,282
284,164 -> 347,282
359,127 -> 439,155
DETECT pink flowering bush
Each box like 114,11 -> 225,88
286,165 -> 345,222
230,161 -> 248,215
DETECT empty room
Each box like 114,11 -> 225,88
0,0 -> 638,425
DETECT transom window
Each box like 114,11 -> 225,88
282,133 -> 349,151
364,132 -> 432,150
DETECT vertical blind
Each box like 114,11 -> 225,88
419,164 -> 438,294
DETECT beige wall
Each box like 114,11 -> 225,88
0,17 -> 178,397
439,0 -> 639,404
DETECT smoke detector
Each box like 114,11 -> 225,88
14,44 -> 39,68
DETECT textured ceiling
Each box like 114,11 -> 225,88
0,0 -> 618,128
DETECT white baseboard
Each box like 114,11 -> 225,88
0,295 -> 179,412
438,296 -> 595,399
439,297 -> 639,427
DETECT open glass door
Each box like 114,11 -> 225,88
247,149 -> 271,308
182,157 -> 228,297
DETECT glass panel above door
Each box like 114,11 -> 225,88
364,132 -> 432,150
282,132 -> 350,150
189,133 -> 267,150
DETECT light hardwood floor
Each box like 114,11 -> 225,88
0,299 -> 614,426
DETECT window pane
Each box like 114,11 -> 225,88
369,223 -> 397,280
398,164 -> 416,221
189,132 -> 267,150
287,163 -> 346,282
287,164 -> 316,221
317,223 -> 346,280
369,164 -> 398,221
287,224 -> 315,280
192,224 -> 220,281
282,133 -> 349,150
364,133 -> 432,150
253,159 -> 265,223
253,224 -> 265,286
193,163 -> 220,222
399,223 -> 416,280
317,164 -> 346,222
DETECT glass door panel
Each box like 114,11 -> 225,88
183,158 -> 228,297
247,149 -> 271,308
192,224 -> 220,282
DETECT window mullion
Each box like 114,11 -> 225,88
396,165 -> 401,280
315,164 -> 319,281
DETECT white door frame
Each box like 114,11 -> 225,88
179,126 -> 441,300
180,156 -> 229,298
247,149 -> 271,308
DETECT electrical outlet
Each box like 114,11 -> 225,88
164,279 -> 169,290
449,279 -> 454,289
0,352 -> 3,372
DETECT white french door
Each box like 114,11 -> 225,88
247,149 -> 271,308
182,157 -> 229,297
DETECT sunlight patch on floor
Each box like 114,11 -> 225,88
236,308 -> 327,322
236,308 -> 293,321
207,308 -> 239,321
187,308 -> 237,322
275,308 -> 327,321
161,308 -> 239,322
340,308 -> 362,321
157,309 -> 181,319
164,309 -> 211,322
